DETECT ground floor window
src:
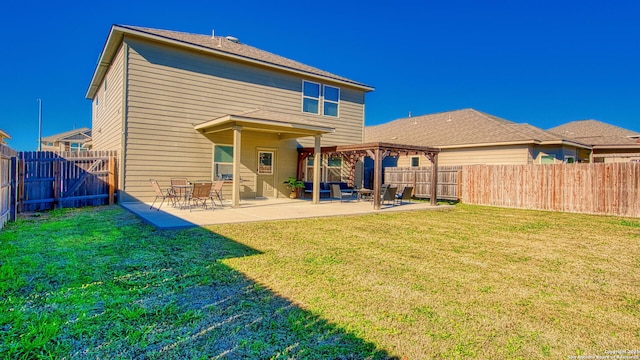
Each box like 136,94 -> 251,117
540,155 -> 555,164
305,154 -> 344,182
326,156 -> 342,182
214,145 -> 233,180
258,151 -> 273,175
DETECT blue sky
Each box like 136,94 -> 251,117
1,0 -> 638,151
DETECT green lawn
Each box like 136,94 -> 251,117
1,205 -> 639,359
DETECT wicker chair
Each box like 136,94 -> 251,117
381,186 -> 397,206
395,186 -> 413,205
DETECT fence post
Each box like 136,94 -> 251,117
9,156 -> 17,221
53,159 -> 60,209
17,153 -> 24,214
457,170 -> 462,201
108,156 -> 115,205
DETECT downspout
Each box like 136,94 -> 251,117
119,42 -> 129,203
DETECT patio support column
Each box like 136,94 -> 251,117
312,134 -> 321,204
232,126 -> 242,208
430,152 -> 438,206
373,147 -> 383,210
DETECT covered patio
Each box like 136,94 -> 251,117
194,109 -> 335,207
298,142 -> 441,209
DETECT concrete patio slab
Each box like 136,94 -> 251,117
121,198 -> 453,229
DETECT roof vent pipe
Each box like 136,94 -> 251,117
211,29 -> 215,39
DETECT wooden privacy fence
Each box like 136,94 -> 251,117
461,163 -> 640,217
385,166 -> 462,200
17,151 -> 117,212
1,144 -> 18,229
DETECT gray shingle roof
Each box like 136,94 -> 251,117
548,120 -> 640,146
120,25 -> 372,90
365,109 -> 577,148
42,127 -> 92,143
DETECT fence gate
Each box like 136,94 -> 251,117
18,151 -> 117,212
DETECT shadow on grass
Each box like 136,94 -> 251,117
0,206 -> 393,359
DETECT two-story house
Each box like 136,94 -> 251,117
40,127 -> 92,152
86,25 -> 374,205
0,129 -> 10,145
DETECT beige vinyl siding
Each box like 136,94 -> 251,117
427,145 -> 530,166
529,145 -> 584,163
595,150 -> 640,163
92,44 -> 125,151
119,36 -> 365,202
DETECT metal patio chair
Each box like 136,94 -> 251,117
149,179 -> 176,210
188,181 -> 214,211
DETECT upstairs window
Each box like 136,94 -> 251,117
302,81 -> 320,114
323,85 -> 339,117
410,156 -> 420,167
302,81 -> 340,117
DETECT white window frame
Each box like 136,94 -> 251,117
257,151 -> 274,175
213,144 -> 234,180
326,155 -> 342,182
322,85 -> 340,117
302,80 -> 321,115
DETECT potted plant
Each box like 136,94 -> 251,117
284,177 -> 305,198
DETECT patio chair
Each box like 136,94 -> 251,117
330,183 -> 354,202
149,179 -> 176,210
395,186 -> 413,205
211,180 -> 226,207
381,185 -> 397,206
188,181 -> 214,211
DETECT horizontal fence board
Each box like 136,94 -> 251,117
22,198 -> 55,205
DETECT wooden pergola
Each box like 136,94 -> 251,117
298,142 -> 441,209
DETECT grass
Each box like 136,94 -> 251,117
1,204 -> 639,359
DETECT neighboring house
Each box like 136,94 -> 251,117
41,127 -> 92,152
365,108 -> 591,167
0,129 -> 10,145
86,25 -> 373,204
549,120 -> 640,163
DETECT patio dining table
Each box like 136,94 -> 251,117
357,188 -> 373,201
171,184 -> 192,209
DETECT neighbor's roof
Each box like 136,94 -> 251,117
0,129 -> 10,139
42,127 -> 92,143
548,120 -> 640,146
87,25 -> 374,98
365,109 -> 590,149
